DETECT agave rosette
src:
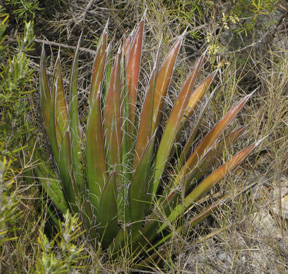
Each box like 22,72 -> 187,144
37,18 -> 261,263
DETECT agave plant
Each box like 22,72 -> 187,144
36,18 -> 262,266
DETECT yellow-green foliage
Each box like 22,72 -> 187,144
0,18 -> 35,161
34,212 -> 86,274
0,9 -> 34,251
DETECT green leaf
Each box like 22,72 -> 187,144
97,172 -> 118,249
153,53 -> 205,194
128,137 -> 155,237
85,26 -> 109,214
90,22 -> 108,105
152,34 -> 184,133
39,45 -> 50,131
34,163 -> 68,214
103,52 -> 121,176
52,54 -> 69,137
182,70 -> 217,123
58,131 -> 78,213
86,91 -> 107,213
134,49 -> 159,168
68,34 -> 83,195
49,82 -> 61,164
174,93 -> 253,188
164,139 -> 262,228
126,19 -> 144,131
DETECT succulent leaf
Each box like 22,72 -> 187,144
153,53 -> 205,193
69,35 -> 84,194
58,131 -> 78,213
128,137 -> 155,237
86,91 -> 107,213
174,93 -> 253,188
90,22 -> 108,105
126,19 -> 144,130
39,46 -> 51,131
165,140 -> 260,227
152,35 -> 183,133
52,54 -> 69,138
103,52 -> 121,176
97,172 -> 118,249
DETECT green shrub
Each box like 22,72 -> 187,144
0,8 -> 35,251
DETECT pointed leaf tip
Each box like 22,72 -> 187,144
143,8 -> 147,19
104,19 -> 109,31
181,26 -> 189,38
255,135 -> 268,147
248,86 -> 260,98
41,43 -> 45,58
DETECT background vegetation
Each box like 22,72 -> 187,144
0,0 -> 287,272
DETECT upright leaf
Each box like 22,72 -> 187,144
128,137 -> 155,237
49,82 -> 61,164
152,35 -> 184,133
86,25 -> 109,213
52,54 -> 69,137
34,163 -> 68,214
58,131 -> 78,213
86,91 -> 107,213
97,172 -> 118,249
182,70 -> 217,123
134,42 -> 161,168
153,54 -> 205,193
69,35 -> 83,194
103,52 -> 121,176
39,46 -> 50,130
126,19 -> 144,131
89,23 -> 108,105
